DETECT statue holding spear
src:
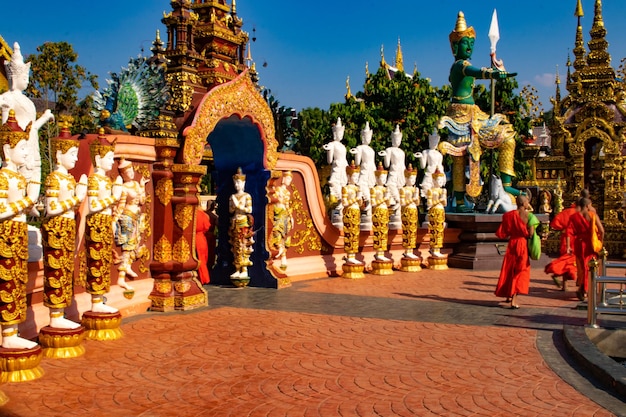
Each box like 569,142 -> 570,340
438,10 -> 522,213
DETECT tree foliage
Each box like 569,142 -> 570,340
293,67 -> 449,169
26,41 -> 98,117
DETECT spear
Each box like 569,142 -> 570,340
488,9 -> 503,117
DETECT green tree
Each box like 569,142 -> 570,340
26,41 -> 98,115
294,66 -> 449,170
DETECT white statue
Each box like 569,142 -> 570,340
323,117 -> 348,205
485,174 -> 516,214
0,42 -> 54,184
415,129 -> 445,196
350,121 -> 376,229
379,124 -> 406,228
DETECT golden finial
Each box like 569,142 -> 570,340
0,109 -> 30,149
449,11 -> 476,45
345,76 -> 353,99
574,0 -> 584,17
455,11 -> 468,32
395,37 -> 404,72
233,167 -> 246,181
375,161 -> 388,177
89,128 -> 116,164
404,163 -> 415,177
380,44 -> 387,67
346,161 -> 360,175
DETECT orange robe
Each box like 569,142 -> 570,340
544,205 -> 577,281
494,210 -> 531,298
567,211 -> 596,292
196,209 -> 211,284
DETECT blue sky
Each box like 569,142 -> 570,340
3,1 -> 626,113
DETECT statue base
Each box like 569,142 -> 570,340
400,257 -> 422,272
342,262 -> 365,279
81,311 -> 123,341
0,345 -> 44,383
371,259 -> 394,275
428,254 -> 449,270
230,273 -> 250,288
39,326 -> 86,359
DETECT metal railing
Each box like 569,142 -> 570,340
587,249 -> 626,328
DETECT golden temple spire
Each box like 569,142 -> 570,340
586,0 -> 610,68
245,41 -> 252,67
232,0 -> 237,15
572,0 -> 586,72
395,37 -> 404,72
345,76 -> 353,100
554,65 -> 561,106
574,0 -> 584,18
380,44 -> 387,68
365,61 -> 369,78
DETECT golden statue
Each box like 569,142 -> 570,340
342,162 -> 363,265
400,164 -> 420,259
270,171 -> 293,270
42,122 -> 87,329
0,110 -> 39,349
229,167 -> 254,283
426,169 -> 447,257
370,163 -> 393,262
85,130 -> 123,313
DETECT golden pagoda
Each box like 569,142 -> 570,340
537,0 -> 626,255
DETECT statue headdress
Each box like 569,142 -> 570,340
0,109 -> 30,149
428,129 -> 441,150
89,128 -> 116,164
449,11 -> 476,46
390,124 -> 402,142
433,168 -> 445,179
332,117 -> 345,139
4,42 -> 31,82
375,161 -> 388,177
118,157 -> 133,172
233,167 -> 246,181
50,118 -> 79,157
282,170 -> 293,178
346,160 -> 360,175
404,163 -> 416,178
360,121 -> 373,141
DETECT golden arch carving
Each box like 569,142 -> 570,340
575,127 -> 618,155
181,70 -> 277,168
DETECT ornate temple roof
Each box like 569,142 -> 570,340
0,36 -> 12,92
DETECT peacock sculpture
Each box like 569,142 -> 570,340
92,56 -> 169,134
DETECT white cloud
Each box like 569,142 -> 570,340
533,73 -> 555,87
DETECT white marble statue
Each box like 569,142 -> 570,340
350,121 -> 376,230
379,124 -> 406,228
415,129 -> 445,197
0,42 -> 54,184
323,117 -> 348,206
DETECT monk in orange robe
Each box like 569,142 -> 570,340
566,197 -> 604,300
494,195 -> 534,309
196,207 -> 212,285
544,203 -> 577,290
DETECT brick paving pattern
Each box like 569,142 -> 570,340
0,268 -> 622,416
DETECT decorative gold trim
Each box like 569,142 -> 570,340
154,236 -> 173,263
156,178 -> 173,206
172,164 -> 207,174
173,236 -> 191,263
183,70 -> 277,168
174,204 -> 194,230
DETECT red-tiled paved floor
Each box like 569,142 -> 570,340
0,268 -> 619,417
